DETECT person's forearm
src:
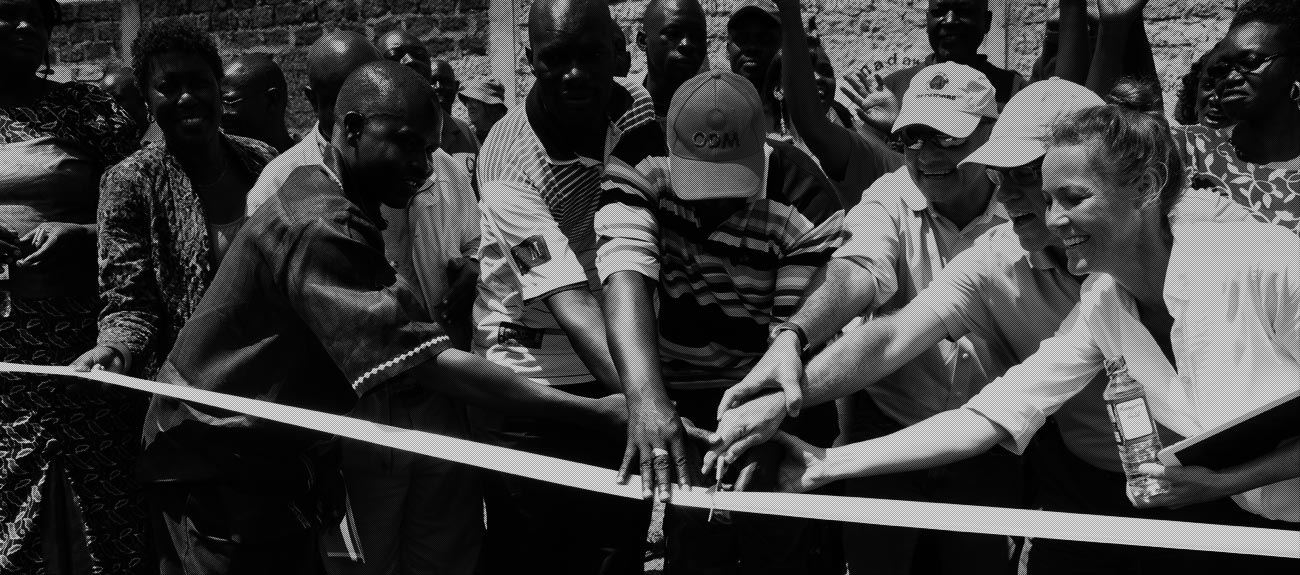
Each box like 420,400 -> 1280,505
1220,438 -> 1300,495
777,0 -> 851,181
1087,15 -> 1140,95
603,271 -> 672,406
789,259 -> 878,349
818,408 -> 1006,482
802,303 -> 947,408
1055,0 -> 1091,83
421,349 -> 621,430
546,286 -> 624,394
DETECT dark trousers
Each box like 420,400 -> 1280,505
841,391 -> 1022,575
1027,419 -> 1299,574
150,483 -> 325,575
664,388 -> 841,575
469,382 -> 651,575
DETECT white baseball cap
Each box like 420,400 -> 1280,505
961,78 -> 1105,168
667,70 -> 768,201
892,62 -> 999,139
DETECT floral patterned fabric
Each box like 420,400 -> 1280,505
96,133 -> 278,379
1,81 -> 144,574
1172,125 -> 1300,235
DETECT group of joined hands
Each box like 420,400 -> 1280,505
615,330 -> 826,503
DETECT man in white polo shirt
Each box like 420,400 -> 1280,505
724,62 -> 1014,575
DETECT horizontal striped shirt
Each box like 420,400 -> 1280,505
473,77 -> 656,385
597,137 -> 845,389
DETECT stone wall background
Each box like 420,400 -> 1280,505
48,0 -> 1241,134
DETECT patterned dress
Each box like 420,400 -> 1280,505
1172,125 -> 1300,235
0,81 -> 144,573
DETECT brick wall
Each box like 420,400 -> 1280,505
526,0 -> 1241,118
46,0 -> 1241,130
47,0 -> 126,83
50,0 -> 492,134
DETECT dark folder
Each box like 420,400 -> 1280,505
1158,389 -> 1300,469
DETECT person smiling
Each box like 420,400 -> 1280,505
774,94 -> 1300,571
713,77 -> 1257,574
76,21 -> 278,380
731,62 -> 1012,575
132,60 -> 631,574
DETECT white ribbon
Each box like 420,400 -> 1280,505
3,361 -> 1297,559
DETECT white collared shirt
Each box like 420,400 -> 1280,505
245,123 -> 330,217
834,166 -> 1009,426
967,221 -> 1300,521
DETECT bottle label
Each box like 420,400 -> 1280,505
1113,397 -> 1155,441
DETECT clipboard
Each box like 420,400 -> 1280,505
1157,389 -> 1300,469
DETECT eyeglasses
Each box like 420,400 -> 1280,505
985,160 -> 1043,187
1207,52 -> 1288,79
899,127 -> 969,151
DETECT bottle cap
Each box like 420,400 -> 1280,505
1103,356 -> 1128,376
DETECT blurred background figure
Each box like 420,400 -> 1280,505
220,53 -> 296,153
613,24 -> 632,77
98,67 -> 150,140
637,0 -> 709,126
1,0 -> 145,572
458,76 -> 508,142
378,29 -> 432,81
430,58 -> 480,160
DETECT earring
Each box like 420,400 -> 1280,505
1291,81 -> 1300,109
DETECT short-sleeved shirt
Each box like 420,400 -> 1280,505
966,221 -> 1300,521
913,188 -> 1255,472
834,166 -> 1009,427
1172,125 -> 1300,235
245,123 -> 330,217
140,160 -> 452,487
473,77 -> 656,385
596,139 -> 846,389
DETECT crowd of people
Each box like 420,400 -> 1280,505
0,0 -> 1297,574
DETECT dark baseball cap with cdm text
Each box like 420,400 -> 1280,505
666,70 -> 769,201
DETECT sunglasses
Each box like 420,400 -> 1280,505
985,159 -> 1043,187
899,127 -> 969,151
1207,52 -> 1287,79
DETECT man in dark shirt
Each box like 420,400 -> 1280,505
882,0 -> 1026,110
638,0 -> 708,124
139,60 -> 626,575
220,53 -> 296,153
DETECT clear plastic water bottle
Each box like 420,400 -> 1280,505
1103,356 -> 1170,504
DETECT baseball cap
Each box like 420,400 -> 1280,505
728,0 -> 780,29
961,78 -> 1103,168
458,76 -> 506,106
892,62 -> 999,139
667,70 -> 768,201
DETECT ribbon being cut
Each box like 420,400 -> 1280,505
1,361 -> 1295,560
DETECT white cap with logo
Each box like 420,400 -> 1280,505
666,70 -> 768,201
892,61 -> 999,138
961,77 -> 1105,168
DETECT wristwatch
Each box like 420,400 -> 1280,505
768,321 -> 809,351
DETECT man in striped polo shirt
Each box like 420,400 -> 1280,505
596,70 -> 845,574
470,1 -> 660,573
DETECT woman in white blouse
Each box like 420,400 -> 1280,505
774,99 -> 1300,531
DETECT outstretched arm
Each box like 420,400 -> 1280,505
774,0 -> 856,183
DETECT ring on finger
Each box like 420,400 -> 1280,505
651,447 -> 669,458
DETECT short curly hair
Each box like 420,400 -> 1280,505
1231,0 -> 1300,55
129,20 -> 223,97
